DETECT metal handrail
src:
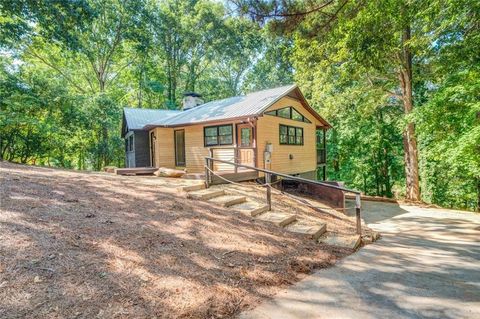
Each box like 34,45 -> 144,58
204,156 -> 363,235
205,156 -> 360,194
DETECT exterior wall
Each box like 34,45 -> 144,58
151,120 -> 240,173
256,96 -> 324,175
134,131 -> 151,167
179,124 -> 209,172
151,127 -> 175,168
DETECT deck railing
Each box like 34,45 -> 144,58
204,157 -> 363,235
208,147 -> 255,173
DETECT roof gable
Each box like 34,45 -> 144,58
264,87 -> 331,128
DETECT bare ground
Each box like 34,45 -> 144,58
0,161 -> 357,319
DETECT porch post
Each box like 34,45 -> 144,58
205,158 -> 210,188
234,147 -> 238,174
265,173 -> 272,211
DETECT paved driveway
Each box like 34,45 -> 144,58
240,202 -> 480,319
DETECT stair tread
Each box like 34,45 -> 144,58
231,201 -> 269,216
256,211 -> 296,227
187,188 -> 224,200
179,183 -> 205,192
209,195 -> 246,207
285,220 -> 327,238
319,233 -> 361,250
232,201 -> 265,210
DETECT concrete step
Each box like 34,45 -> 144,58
256,211 -> 297,227
187,188 -> 225,200
319,233 -> 361,250
285,220 -> 327,240
231,201 -> 269,217
209,195 -> 247,207
178,183 -> 205,192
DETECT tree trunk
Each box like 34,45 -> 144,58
399,25 -> 420,201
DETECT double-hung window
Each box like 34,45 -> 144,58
204,124 -> 233,146
279,124 -> 303,145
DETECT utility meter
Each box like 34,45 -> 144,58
264,151 -> 272,164
265,143 -> 273,153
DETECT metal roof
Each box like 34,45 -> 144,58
124,84 -> 331,131
123,108 -> 181,130
143,84 -> 297,129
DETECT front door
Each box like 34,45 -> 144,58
174,129 -> 186,167
237,124 -> 255,167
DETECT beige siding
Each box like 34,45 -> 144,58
151,127 -> 175,168
256,96 -> 322,175
211,148 -> 236,171
150,121 -> 238,173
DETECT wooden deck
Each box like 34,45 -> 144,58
184,169 -> 259,184
114,167 -> 158,175
114,167 -> 258,183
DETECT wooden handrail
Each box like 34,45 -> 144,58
204,156 -> 363,235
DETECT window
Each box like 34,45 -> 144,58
265,106 -> 312,123
128,135 -> 134,152
240,127 -> 252,147
279,124 -> 303,145
204,124 -> 233,146
277,107 -> 290,119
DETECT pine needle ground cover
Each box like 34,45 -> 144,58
0,161 -> 353,318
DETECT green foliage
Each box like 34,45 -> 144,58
1,0 -> 477,210
235,0 -> 479,210
0,0 -> 284,171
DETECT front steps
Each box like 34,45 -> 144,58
180,184 -> 332,242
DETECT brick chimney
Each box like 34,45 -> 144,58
182,92 -> 203,111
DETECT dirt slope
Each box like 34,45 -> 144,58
0,161 -> 353,318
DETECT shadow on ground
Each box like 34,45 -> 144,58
0,162 -> 351,319
240,200 -> 480,319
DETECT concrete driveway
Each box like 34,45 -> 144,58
240,201 -> 480,319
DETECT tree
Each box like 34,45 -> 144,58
211,17 -> 262,96
242,31 -> 294,92
0,0 -> 94,50
233,0 -> 426,201
414,0 -> 480,211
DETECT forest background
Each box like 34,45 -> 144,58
1,0 -> 478,211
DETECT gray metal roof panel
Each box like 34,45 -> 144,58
123,108 -> 181,130
145,84 -> 297,128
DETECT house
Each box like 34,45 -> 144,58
121,108 -> 181,167
122,84 -> 330,180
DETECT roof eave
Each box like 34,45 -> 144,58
142,115 -> 259,130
